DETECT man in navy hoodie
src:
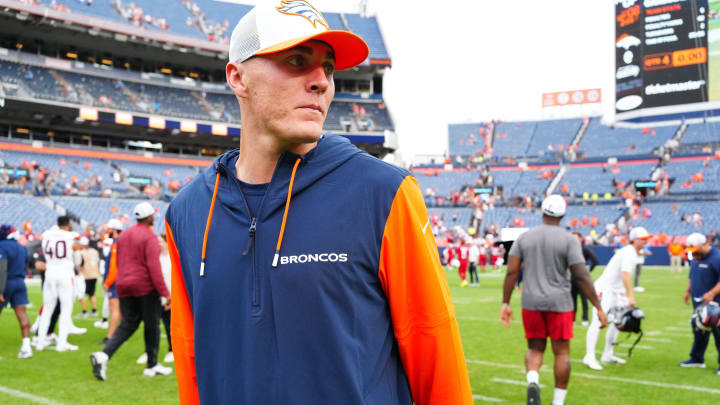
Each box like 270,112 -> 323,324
164,1 -> 472,404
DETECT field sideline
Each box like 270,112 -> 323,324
0,266 -> 717,404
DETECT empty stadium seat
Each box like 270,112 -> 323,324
578,119 -> 678,158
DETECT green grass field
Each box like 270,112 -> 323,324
0,267 -> 717,404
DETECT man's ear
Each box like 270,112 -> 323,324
226,61 -> 249,98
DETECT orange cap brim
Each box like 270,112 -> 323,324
255,30 -> 370,71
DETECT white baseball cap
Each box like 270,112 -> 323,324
228,0 -> 369,70
79,236 -> 89,246
541,194 -> 567,217
686,232 -> 707,253
629,227 -> 651,241
133,202 -> 155,220
107,219 -> 124,231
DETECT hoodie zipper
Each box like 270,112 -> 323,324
219,159 -> 283,308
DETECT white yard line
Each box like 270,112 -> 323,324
472,394 -> 504,403
643,337 -> 673,343
0,386 -> 64,405
491,378 -> 545,388
467,359 -> 720,394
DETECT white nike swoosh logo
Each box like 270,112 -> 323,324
422,220 -> 430,234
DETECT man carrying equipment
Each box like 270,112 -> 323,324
583,227 -> 651,370
679,233 -> 720,372
501,195 -> 606,405
0,225 -> 32,358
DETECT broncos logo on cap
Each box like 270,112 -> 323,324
276,0 -> 329,30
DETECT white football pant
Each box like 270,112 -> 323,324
37,271 -> 75,346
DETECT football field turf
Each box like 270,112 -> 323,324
0,267 -> 717,404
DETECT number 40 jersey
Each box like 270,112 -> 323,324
41,225 -> 79,276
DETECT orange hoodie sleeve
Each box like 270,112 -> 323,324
166,221 -> 200,405
103,244 -> 118,290
378,176 -> 473,405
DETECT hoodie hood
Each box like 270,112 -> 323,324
205,135 -> 364,220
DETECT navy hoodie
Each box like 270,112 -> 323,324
165,135 -> 472,405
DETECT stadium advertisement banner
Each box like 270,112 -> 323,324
616,0 -> 716,119
542,89 -> 602,107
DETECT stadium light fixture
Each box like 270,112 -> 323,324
66,52 -> 78,59
15,43 -> 23,49
101,58 -> 113,65
160,68 -> 172,75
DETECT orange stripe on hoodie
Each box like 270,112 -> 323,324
378,176 -> 473,405
103,244 -> 118,290
166,220 -> 200,405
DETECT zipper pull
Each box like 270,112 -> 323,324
242,217 -> 257,256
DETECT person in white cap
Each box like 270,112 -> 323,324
583,226 -> 652,371
501,194 -> 606,405
164,1 -> 472,404
90,202 -> 171,380
679,233 -> 720,372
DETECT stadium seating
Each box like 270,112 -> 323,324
560,162 -> 658,196
23,0 -> 390,56
578,119 -> 678,158
0,59 -> 395,131
343,14 -> 390,60
447,123 -> 490,157
0,149 -> 127,193
681,122 -> 720,146
628,200 -> 719,235
524,118 -> 582,159
480,204 -> 623,235
664,158 -> 720,193
53,196 -> 168,234
0,193 -> 58,233
492,121 -> 537,157
427,207 -> 474,228
113,160 -> 200,187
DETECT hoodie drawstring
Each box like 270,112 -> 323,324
272,157 -> 302,267
200,172 -> 221,276
200,158 -> 301,275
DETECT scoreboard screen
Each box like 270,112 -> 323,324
615,0 -> 719,118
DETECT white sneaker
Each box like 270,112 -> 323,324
17,347 -> 33,359
137,352 -> 148,364
143,363 -> 173,377
164,352 -> 174,363
601,353 -> 627,364
56,342 -> 79,352
46,333 -> 58,345
90,352 -> 108,381
69,326 -> 87,335
583,355 -> 603,370
35,338 -> 51,351
633,286 -> 645,292
94,320 -> 109,329
581,321 -> 589,327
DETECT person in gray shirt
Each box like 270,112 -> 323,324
500,195 -> 607,405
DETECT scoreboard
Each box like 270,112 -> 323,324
615,0 -> 719,120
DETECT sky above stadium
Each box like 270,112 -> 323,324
231,0 -> 616,163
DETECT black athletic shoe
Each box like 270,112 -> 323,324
98,337 -> 108,346
527,382 -> 541,405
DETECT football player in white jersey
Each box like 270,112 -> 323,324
36,216 -> 84,351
